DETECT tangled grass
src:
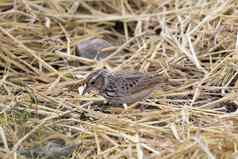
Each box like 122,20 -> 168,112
1,0 -> 238,158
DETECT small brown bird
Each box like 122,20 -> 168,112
82,69 -> 167,105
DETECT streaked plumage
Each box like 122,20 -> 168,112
82,69 -> 166,104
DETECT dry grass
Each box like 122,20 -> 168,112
1,0 -> 238,158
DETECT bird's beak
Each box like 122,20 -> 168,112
82,85 -> 89,95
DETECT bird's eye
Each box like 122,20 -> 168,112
90,81 -> 95,85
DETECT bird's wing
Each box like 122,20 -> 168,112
109,72 -> 144,96
113,71 -> 166,95
125,73 -> 164,94
114,72 -> 153,94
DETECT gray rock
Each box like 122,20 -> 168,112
76,38 -> 112,60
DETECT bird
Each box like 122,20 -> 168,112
82,69 -> 168,105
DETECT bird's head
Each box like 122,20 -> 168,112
82,69 -> 110,95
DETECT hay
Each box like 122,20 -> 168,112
0,0 -> 238,158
